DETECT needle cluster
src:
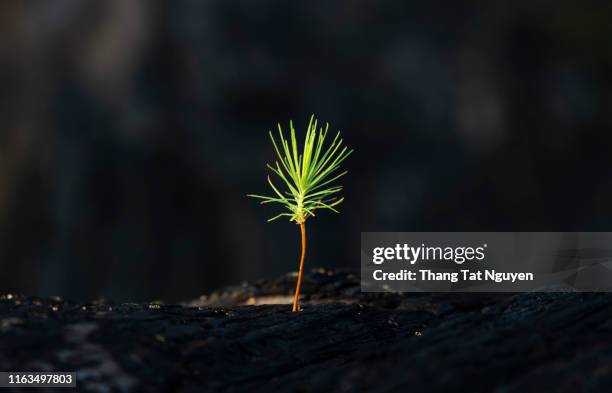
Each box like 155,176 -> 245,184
248,115 -> 352,224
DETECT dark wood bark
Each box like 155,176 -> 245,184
1,269 -> 610,392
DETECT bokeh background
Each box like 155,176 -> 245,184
1,1 -> 611,301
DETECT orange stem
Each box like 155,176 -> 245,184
292,222 -> 306,312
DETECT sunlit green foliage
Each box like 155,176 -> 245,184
248,115 -> 352,223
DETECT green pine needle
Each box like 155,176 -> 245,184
248,115 -> 352,224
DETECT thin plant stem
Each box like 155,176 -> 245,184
292,222 -> 307,312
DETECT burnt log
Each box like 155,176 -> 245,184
0,269 -> 610,392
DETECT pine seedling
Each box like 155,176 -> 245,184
248,115 -> 352,312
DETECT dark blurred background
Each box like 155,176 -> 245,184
1,0 -> 611,302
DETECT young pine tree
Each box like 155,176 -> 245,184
248,115 -> 352,312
